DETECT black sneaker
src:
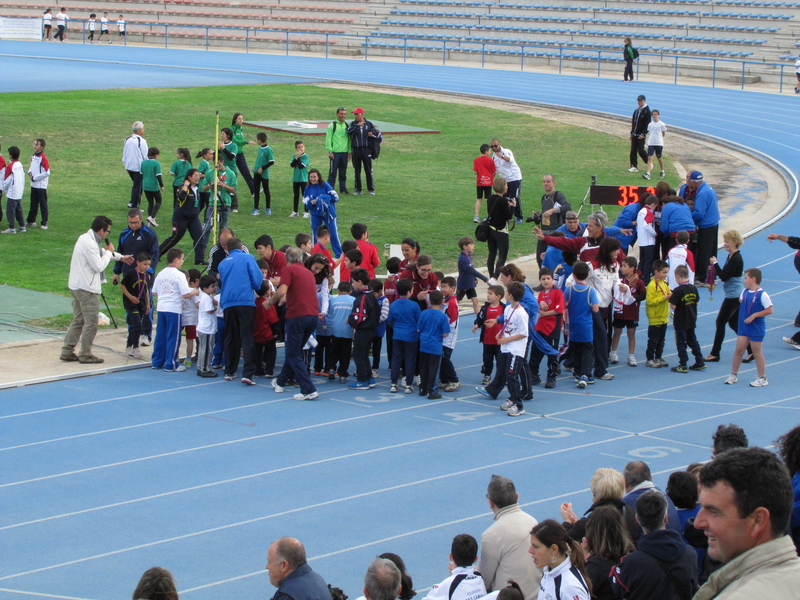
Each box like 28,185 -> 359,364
671,365 -> 688,373
427,392 -> 442,400
531,377 -> 542,386
545,378 -> 556,389
689,363 -> 707,371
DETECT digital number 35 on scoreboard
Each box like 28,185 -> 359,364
589,185 -> 657,206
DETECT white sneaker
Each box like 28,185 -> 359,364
642,172 -> 651,180
599,372 -> 615,380
1,228 -> 16,234
166,365 -> 186,372
140,335 -> 151,346
371,368 -> 379,379
302,212 -> 310,219
481,375 -> 491,385
272,379 -> 285,393
294,391 -> 319,400
132,348 -> 143,358
645,359 -> 659,368
628,355 -> 637,367
473,216 -> 481,223
499,399 -> 514,411
289,211 -> 299,218
40,225 -> 48,230
507,405 -> 525,417
414,375 -> 421,386
628,166 -> 639,172
488,278 -> 498,286
657,358 -> 669,368
749,376 -> 769,387
125,347 -> 134,357
147,216 -> 159,227
390,384 -> 398,393
783,336 -> 800,349
609,351 -> 619,364
724,373 -> 738,385
404,385 -> 413,394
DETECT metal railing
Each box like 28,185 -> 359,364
21,18 -> 798,91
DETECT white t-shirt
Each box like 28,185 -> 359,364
646,120 -> 667,147
423,567 -> 487,600
101,17 -> 109,30
197,291 -> 217,334
56,12 -> 67,25
87,19 -> 96,31
499,303 -> 529,357
181,293 -> 199,326
153,266 -> 190,314
795,58 -> 800,74
117,19 -> 125,32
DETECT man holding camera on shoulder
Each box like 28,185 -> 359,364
530,174 -> 571,267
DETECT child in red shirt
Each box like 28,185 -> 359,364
312,224 -> 336,269
254,285 -> 279,377
530,267 -> 564,388
351,222 -> 380,278
473,143 -> 496,223
472,285 -> 506,385
611,256 -> 647,367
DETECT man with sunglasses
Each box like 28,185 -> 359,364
491,139 -> 523,223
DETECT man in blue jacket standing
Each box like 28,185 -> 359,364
681,170 -> 719,284
218,236 -> 265,385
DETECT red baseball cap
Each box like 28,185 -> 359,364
352,107 -> 364,114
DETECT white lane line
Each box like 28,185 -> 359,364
414,416 -> 459,426
0,588 -> 96,600
503,433 -> 550,443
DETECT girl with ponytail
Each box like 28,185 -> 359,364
529,519 -> 591,600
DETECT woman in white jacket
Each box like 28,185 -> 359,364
529,520 -> 591,600
587,237 -> 623,380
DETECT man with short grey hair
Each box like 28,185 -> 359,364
622,461 -> 681,534
123,121 -> 148,209
363,558 -> 401,600
479,475 -> 540,600
266,537 -> 330,600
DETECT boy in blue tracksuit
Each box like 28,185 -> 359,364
457,235 -> 489,314
387,278 -> 421,394
326,282 -> 355,382
417,290 -> 450,400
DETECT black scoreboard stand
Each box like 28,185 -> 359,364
576,176 -> 657,219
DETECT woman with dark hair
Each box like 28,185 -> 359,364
218,127 -> 239,212
303,167 -> 341,257
399,238 -> 420,270
622,37 -> 636,82
378,552 -> 416,600
654,181 -> 675,259
158,168 -> 206,265
169,147 -> 192,207
132,566 -> 178,600
306,252 -> 332,375
486,177 -> 516,280
584,505 -> 634,600
231,113 -> 256,200
775,425 -> 800,552
529,520 -> 591,600
588,237 -> 622,379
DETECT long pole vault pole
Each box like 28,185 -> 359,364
213,111 -> 220,243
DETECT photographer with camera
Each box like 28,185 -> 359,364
530,174 -> 571,267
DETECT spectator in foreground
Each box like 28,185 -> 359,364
132,566 -> 178,600
711,423 -> 748,458
362,557 -> 401,600
774,425 -> 800,553
265,537 -> 330,600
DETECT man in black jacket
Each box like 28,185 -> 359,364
629,94 -> 651,173
346,108 -> 380,196
611,490 -> 698,600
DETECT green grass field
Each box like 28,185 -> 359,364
0,83 -> 676,311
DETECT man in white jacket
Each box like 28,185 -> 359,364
122,121 -> 148,209
61,215 -> 132,363
1,146 -> 26,234
479,475 -> 541,600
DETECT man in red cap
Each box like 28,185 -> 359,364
346,108 -> 380,196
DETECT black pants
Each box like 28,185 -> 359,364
485,351 -> 510,398
695,224 -> 719,282
647,323 -> 667,361
255,339 -> 277,376
292,181 -> 306,213
629,136 -> 647,168
127,169 -> 143,207
482,344 -> 500,376
54,24 -> 65,40
235,152 -> 255,195
327,336 -> 352,377
159,214 -> 204,262
571,340 -> 594,378
710,297 -> 751,358
505,354 -> 524,409
254,173 -> 270,210
371,336 -> 383,370
675,327 -> 704,367
223,305 -> 256,379
144,190 -> 162,219
353,328 -> 375,382
624,58 -> 634,81
487,228 -> 509,279
506,179 -> 523,221
419,352 -> 442,395
352,147 -> 374,193
27,188 -> 48,226
536,238 -> 549,268
328,152 -> 349,192
530,331 -> 559,380
126,306 -> 146,348
391,338 -> 416,386
440,346 -> 458,384
639,244 -> 657,285
314,335 -> 331,372
592,309 -> 610,377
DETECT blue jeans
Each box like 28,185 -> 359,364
327,152 -> 349,192
277,315 -> 318,394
